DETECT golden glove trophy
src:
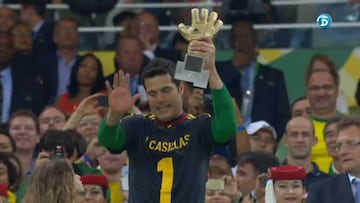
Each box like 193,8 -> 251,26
174,8 -> 223,88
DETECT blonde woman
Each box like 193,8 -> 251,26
22,158 -> 84,203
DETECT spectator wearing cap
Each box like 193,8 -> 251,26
264,165 -> 306,203
81,175 -> 108,203
247,121 -> 277,154
283,117 -> 329,190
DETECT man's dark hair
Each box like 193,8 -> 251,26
40,130 -> 77,159
323,116 -> 344,140
141,57 -> 179,88
21,0 -> 47,18
336,115 -> 360,134
230,19 -> 257,45
54,16 -> 79,33
290,96 -> 307,111
237,151 -> 279,175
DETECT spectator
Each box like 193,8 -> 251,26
305,57 -> 340,172
235,151 -> 279,201
0,153 -> 17,193
324,116 -> 344,175
0,31 -> 44,123
205,154 -> 235,203
307,116 -> 360,203
76,113 -> 102,145
56,53 -> 105,116
20,0 -> 56,57
38,106 -> 67,136
8,110 -> 40,176
246,120 -> 277,153
22,158 -> 84,203
97,149 -> 127,202
133,11 -> 181,62
283,116 -> 330,189
290,96 -> 311,118
105,35 -> 149,98
306,54 -> 349,114
216,19 -> 290,139
39,16 -> 81,105
5,153 -> 22,192
80,175 -> 108,203
11,23 -> 33,54
264,165 -> 306,203
276,96 -> 311,162
0,7 -> 17,32
0,129 -> 16,153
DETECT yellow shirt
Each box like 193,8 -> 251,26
109,182 -> 124,203
311,117 -> 332,172
8,191 -> 16,203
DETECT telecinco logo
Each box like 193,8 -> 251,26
317,13 -> 332,29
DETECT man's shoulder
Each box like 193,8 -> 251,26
258,63 -> 284,76
310,173 -> 347,189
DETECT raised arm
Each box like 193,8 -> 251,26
188,36 -> 237,144
97,70 -> 140,152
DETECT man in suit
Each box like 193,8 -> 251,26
0,31 -> 44,124
39,17 -> 81,105
216,20 -> 290,139
20,0 -> 56,57
307,115 -> 360,203
133,11 -> 181,63
105,35 -> 149,100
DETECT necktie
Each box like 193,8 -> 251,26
353,179 -> 360,203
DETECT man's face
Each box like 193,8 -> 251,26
236,163 -> 257,195
76,113 -> 102,145
205,190 -> 232,203
285,117 -> 316,159
0,7 -> 16,31
116,38 -> 143,76
9,116 -> 39,152
249,129 -> 275,153
324,122 -> 339,158
0,33 -> 14,65
39,107 -> 66,136
12,24 -> 32,52
53,20 -> 80,49
145,74 -> 183,122
134,13 -> 159,45
336,126 -> 360,175
291,99 -> 311,118
231,22 -> 256,53
307,71 -> 338,115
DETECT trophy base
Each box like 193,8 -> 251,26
174,54 -> 209,89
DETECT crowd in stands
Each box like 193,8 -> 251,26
0,0 -> 358,203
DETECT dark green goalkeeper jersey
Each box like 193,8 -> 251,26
98,87 -> 237,203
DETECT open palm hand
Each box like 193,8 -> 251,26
106,70 -> 137,115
